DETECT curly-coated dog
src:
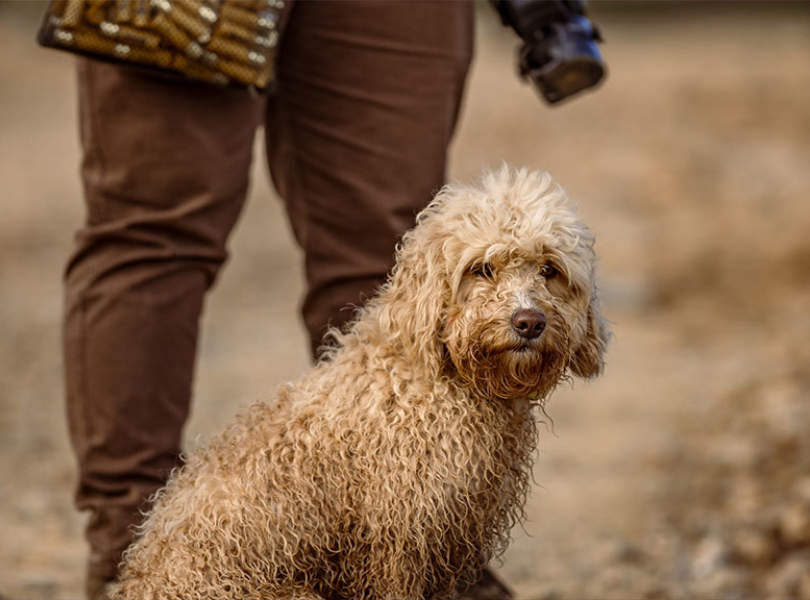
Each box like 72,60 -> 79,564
112,167 -> 610,600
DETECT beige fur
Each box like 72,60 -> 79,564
112,167 -> 610,600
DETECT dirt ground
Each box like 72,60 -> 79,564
1,3 -> 809,599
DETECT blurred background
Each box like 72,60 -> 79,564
1,1 -> 809,599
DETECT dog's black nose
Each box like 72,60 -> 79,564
511,309 -> 546,339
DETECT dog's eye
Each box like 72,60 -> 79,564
472,263 -> 494,279
539,262 -> 558,278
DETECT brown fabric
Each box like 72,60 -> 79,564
64,0 -> 474,587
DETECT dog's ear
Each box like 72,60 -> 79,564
374,227 -> 448,371
569,287 -> 610,378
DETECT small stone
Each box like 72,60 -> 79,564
690,566 -> 750,600
712,434 -> 761,468
727,476 -> 765,519
765,553 -> 810,598
730,526 -> 778,566
778,503 -> 810,547
692,535 -> 728,578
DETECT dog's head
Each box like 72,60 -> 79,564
373,167 -> 610,400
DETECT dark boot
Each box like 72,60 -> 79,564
459,568 -> 514,600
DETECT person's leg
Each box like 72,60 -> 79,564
65,59 -> 263,598
265,3 -> 509,598
265,0 -> 474,357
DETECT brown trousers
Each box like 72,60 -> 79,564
64,1 -> 474,582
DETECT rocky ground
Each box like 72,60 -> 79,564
1,3 -> 809,599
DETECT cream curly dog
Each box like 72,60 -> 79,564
112,167 -> 609,600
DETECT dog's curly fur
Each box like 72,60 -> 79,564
111,167 -> 610,600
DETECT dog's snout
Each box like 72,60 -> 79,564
511,309 -> 546,339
